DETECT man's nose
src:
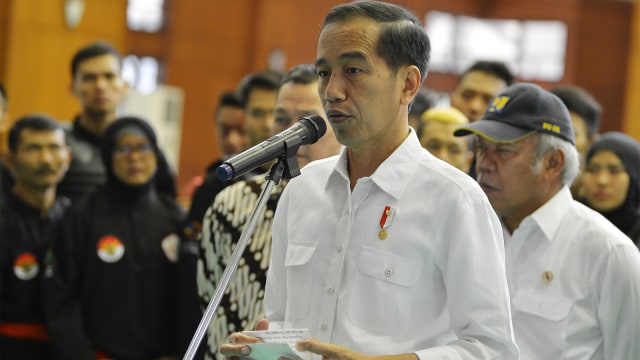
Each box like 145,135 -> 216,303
470,96 -> 488,113
323,75 -> 346,103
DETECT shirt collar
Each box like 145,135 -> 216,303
528,186 -> 573,242
73,115 -> 102,146
6,191 -> 70,221
327,128 -> 422,200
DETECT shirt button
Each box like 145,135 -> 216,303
337,244 -> 343,253
320,324 -> 328,331
327,287 -> 334,294
384,268 -> 393,278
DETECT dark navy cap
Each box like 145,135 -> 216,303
454,83 -> 575,145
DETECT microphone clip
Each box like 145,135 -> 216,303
278,136 -> 305,180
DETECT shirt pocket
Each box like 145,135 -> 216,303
349,246 -> 422,334
512,289 -> 572,355
284,242 -> 317,320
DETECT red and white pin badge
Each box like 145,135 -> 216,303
97,235 -> 125,263
14,252 -> 39,280
378,206 -> 395,240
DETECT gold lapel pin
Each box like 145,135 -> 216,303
378,206 -> 394,240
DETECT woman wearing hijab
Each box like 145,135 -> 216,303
44,116 -> 185,360
581,131 -> 640,247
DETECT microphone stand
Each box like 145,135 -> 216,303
183,152 -> 301,360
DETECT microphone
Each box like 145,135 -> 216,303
217,115 -> 327,181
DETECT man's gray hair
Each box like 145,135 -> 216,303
533,133 -> 580,186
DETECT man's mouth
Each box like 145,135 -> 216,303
326,110 -> 349,123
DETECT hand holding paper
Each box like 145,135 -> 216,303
240,329 -> 309,360
219,319 -> 311,360
219,319 -> 270,358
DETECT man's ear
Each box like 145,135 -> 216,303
400,65 -> 421,106
63,145 -> 73,167
2,152 -> 16,172
545,148 -> 565,181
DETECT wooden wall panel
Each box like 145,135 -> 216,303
623,0 -> 640,140
1,0 -> 636,188
0,0 -> 9,81
4,0 -> 127,122
575,0 -> 632,134
169,0 -> 345,188
425,0 -> 581,94
420,0 -> 633,142
165,0 -> 256,185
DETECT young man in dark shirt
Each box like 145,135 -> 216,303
57,41 -> 176,202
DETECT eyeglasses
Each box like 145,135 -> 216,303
113,143 -> 154,156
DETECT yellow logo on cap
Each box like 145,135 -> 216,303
489,96 -> 509,113
542,122 -> 561,134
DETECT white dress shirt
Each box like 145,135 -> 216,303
504,186 -> 640,360
264,131 -> 518,360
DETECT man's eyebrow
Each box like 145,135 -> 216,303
340,51 -> 367,62
315,51 -> 367,67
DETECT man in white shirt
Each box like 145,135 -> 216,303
196,64 -> 341,359
455,82 -> 640,359
220,1 -> 518,359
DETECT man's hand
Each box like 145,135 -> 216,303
296,339 -> 418,360
296,338 -> 372,360
218,319 -> 269,358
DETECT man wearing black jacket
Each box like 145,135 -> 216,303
0,115 -> 71,358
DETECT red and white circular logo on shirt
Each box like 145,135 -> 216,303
96,235 -> 125,263
14,252 -> 39,280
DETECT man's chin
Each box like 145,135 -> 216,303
85,107 -> 113,117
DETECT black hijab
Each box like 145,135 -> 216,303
101,116 -> 161,200
584,131 -> 640,244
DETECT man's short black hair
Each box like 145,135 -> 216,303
218,91 -> 243,108
281,64 -> 318,86
322,1 -> 431,82
8,114 -> 64,152
551,85 -> 602,138
70,41 -> 122,79
214,91 -> 244,122
237,70 -> 285,107
460,61 -> 515,87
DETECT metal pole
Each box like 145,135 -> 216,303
183,160 -> 285,360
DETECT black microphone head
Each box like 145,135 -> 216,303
217,163 -> 234,182
299,115 -> 327,144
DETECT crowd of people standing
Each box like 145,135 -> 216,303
1,2 -> 640,359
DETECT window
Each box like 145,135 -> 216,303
127,0 -> 165,33
122,55 -> 161,94
425,11 -> 568,81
